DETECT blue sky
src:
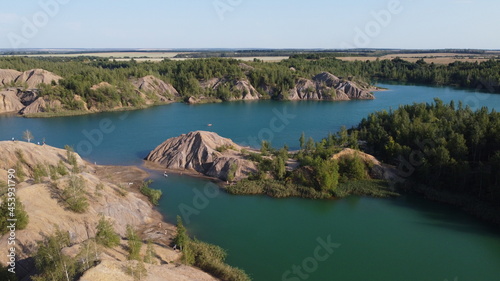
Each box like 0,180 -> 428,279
1,0 -> 498,49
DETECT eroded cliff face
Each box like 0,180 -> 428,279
0,141 -> 215,280
145,131 -> 257,181
15,69 -> 62,89
287,72 -> 374,101
199,77 -> 261,101
0,90 -> 24,113
0,69 -> 63,114
132,75 -> 180,103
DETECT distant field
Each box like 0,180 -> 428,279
339,52 -> 500,64
5,51 -> 499,64
14,52 -> 289,62
21,52 -> 183,59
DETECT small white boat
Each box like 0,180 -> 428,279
163,172 -> 168,177
207,124 -> 213,127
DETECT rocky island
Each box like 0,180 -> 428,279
145,131 -> 258,181
145,131 -> 398,199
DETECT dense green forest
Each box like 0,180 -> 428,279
1,55 -> 500,115
355,99 -> 500,208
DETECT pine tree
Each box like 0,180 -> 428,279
96,216 -> 120,248
173,216 -> 188,251
126,225 -> 142,261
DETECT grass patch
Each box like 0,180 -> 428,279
227,179 -> 331,199
185,239 -> 250,281
174,216 -> 250,281
336,179 -> 399,198
228,178 -> 398,199
215,144 -> 235,153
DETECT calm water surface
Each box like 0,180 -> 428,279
1,83 -> 500,280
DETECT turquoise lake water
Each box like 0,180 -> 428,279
1,83 -> 500,280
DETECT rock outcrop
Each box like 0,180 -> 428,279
200,77 -> 261,101
287,72 -> 374,101
0,69 -> 22,86
145,131 -> 257,181
80,259 -> 217,281
0,69 -> 63,114
132,75 -> 180,102
0,89 -> 24,113
20,96 -> 62,114
233,79 -> 261,100
14,69 -> 62,89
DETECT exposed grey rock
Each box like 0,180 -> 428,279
146,131 -> 256,180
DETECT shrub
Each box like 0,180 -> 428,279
215,144 -> 234,153
33,164 -> 48,183
15,162 -> 25,182
174,216 -> 250,281
48,165 -> 58,180
139,180 -> 162,205
0,196 -> 29,235
338,154 -> 367,181
56,160 -> 68,176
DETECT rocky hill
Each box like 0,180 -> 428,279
132,75 -> 180,103
0,68 -> 62,89
287,72 -> 374,101
145,131 -> 257,181
0,141 -> 217,280
0,68 -> 63,114
199,77 -> 261,101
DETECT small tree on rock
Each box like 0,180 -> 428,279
23,130 -> 33,143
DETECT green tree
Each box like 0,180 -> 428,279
33,228 -> 76,281
95,216 -> 120,248
126,225 -> 142,261
260,140 -> 271,156
143,240 -> 157,264
339,154 -> 367,181
173,216 -> 188,251
273,157 -> 286,180
62,175 -> 88,213
64,145 -> 79,172
315,159 -> 340,192
299,132 -> 306,149
305,137 -> 315,152
0,196 -> 29,235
